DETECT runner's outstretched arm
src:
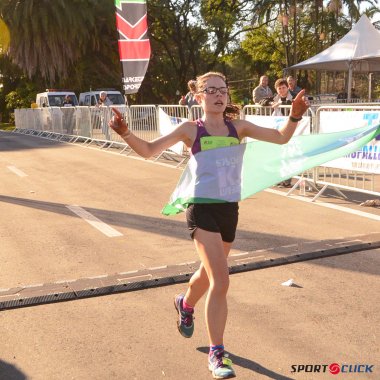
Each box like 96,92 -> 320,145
235,89 -> 310,144
108,107 -> 190,159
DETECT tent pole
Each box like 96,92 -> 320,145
368,73 -> 373,101
347,63 -> 353,101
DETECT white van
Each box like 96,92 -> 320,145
36,90 -> 79,107
79,90 -> 125,106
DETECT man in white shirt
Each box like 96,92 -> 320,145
98,91 -> 113,107
252,75 -> 273,104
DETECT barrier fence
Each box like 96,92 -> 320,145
13,104 -> 379,199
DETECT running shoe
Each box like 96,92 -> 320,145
208,348 -> 236,379
174,294 -> 194,338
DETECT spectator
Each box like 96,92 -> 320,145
337,87 -> 348,103
62,95 -> 75,134
62,95 -> 75,107
272,78 -> 293,116
96,91 -> 113,140
351,88 -> 360,100
272,78 -> 294,188
252,75 -> 273,104
287,76 -> 302,98
97,91 -> 113,107
179,80 -> 199,108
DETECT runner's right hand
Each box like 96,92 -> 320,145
109,107 -> 129,136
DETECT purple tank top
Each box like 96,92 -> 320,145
191,119 -> 240,155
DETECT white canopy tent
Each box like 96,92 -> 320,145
288,15 -> 380,100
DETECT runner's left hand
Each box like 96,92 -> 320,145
290,89 -> 310,119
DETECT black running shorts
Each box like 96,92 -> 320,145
186,202 -> 239,243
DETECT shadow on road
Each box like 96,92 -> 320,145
197,347 -> 295,380
0,359 -> 27,380
0,131 -> 62,152
0,194 -> 378,276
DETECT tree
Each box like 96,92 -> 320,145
0,0 -> 121,90
142,0 -> 273,103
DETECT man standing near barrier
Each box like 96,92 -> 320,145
109,71 -> 309,379
287,76 -> 302,98
97,91 -> 113,107
252,75 -> 273,104
272,78 -> 294,187
179,79 -> 199,108
97,91 -> 113,140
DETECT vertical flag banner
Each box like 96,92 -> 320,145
115,0 -> 151,94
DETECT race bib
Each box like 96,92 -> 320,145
200,136 -> 239,151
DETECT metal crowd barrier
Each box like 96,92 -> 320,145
241,104 -> 379,199
13,104 -> 379,199
128,105 -> 157,141
307,105 -> 380,198
242,104 -> 315,123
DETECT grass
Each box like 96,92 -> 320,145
0,122 -> 15,131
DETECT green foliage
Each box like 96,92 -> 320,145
0,0 -> 379,107
241,27 -> 285,77
0,55 -> 37,121
5,88 -> 34,111
0,0 -> 121,91
0,122 -> 14,130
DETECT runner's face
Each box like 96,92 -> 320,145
196,76 -> 228,113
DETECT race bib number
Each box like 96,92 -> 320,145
200,136 -> 239,151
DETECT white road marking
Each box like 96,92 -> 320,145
119,270 -> 139,275
55,279 -> 76,284
117,274 -> 152,282
66,205 -> 123,237
87,274 -> 108,279
21,283 -> 44,288
149,265 -> 168,270
230,251 -> 250,257
265,188 -> 380,222
6,165 -> 28,177
235,256 -> 265,263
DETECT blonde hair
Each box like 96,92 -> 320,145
195,71 -> 240,119
187,79 -> 197,91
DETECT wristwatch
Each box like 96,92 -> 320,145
289,115 -> 302,122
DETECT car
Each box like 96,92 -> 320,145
36,90 -> 79,107
79,89 -> 125,106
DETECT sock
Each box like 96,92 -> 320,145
209,344 -> 224,356
182,298 -> 194,312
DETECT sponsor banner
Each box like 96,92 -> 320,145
162,124 -> 380,215
115,0 -> 151,94
319,111 -> 380,174
158,108 -> 187,156
245,115 -> 311,139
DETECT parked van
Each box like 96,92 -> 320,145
36,90 -> 79,107
79,89 -> 125,106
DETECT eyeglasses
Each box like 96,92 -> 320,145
201,87 -> 229,95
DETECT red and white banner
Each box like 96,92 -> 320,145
115,0 -> 151,94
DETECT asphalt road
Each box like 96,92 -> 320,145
0,131 -> 379,380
